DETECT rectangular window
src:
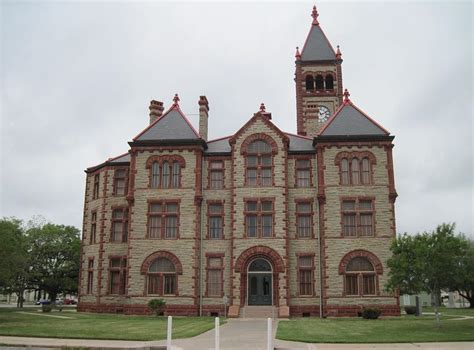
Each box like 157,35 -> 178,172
207,257 -> 223,297
298,256 -> 313,296
342,199 -> 374,237
345,275 -> 359,295
90,211 -> 97,244
109,257 -> 126,295
87,259 -> 94,294
163,275 -> 176,295
147,201 -> 179,239
296,202 -> 312,238
210,161 -> 224,189
113,169 -> 127,196
93,174 -> 100,199
296,159 -> 311,187
111,208 -> 128,242
245,199 -> 274,238
363,275 -> 376,295
208,203 -> 224,239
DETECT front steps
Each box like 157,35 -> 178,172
240,305 -> 277,318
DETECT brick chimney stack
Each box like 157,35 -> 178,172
149,100 -> 164,124
198,96 -> 209,141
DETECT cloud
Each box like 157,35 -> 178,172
1,1 -> 472,237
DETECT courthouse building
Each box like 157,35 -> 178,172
78,6 -> 399,317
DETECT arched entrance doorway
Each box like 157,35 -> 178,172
247,258 -> 272,305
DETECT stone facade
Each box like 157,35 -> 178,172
78,6 -> 399,317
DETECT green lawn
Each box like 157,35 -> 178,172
277,312 -> 474,343
421,306 -> 474,316
0,307 -> 221,341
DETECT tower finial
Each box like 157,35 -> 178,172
336,45 -> 342,59
173,93 -> 180,106
295,46 -> 301,60
343,89 -> 351,103
259,102 -> 266,113
311,5 -> 319,25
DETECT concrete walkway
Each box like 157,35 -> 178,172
0,319 -> 473,349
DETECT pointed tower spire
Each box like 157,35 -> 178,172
172,93 -> 180,107
311,5 -> 319,25
295,46 -> 301,60
336,45 -> 342,60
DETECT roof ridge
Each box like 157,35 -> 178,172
207,135 -> 233,143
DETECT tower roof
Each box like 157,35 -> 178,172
299,5 -> 337,62
318,89 -> 390,137
133,94 -> 201,142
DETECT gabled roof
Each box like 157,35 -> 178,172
318,90 -> 390,137
229,111 -> 289,146
299,6 -> 337,62
133,99 -> 200,142
86,152 -> 130,173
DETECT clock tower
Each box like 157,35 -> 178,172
295,5 -> 343,136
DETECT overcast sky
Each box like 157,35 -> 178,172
1,0 -> 472,237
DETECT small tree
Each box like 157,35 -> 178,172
148,299 -> 166,316
387,223 -> 468,326
451,239 -> 474,308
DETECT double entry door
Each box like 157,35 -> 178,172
248,273 -> 272,305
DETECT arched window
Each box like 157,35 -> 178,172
341,158 -> 349,185
325,74 -> 334,90
162,162 -> 170,189
151,162 -> 160,188
305,75 -> 314,91
336,152 -> 375,186
361,158 -> 370,184
315,75 -> 324,90
351,158 -> 360,185
148,257 -> 177,295
172,162 -> 180,188
344,257 -> 376,296
246,140 -> 272,186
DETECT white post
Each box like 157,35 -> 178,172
267,317 -> 272,350
167,316 -> 172,350
215,317 -> 220,350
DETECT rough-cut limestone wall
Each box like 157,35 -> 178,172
202,157 -> 232,304
322,145 -> 398,311
230,117 -> 288,307
126,149 -> 198,306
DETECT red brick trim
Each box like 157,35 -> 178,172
145,200 -> 181,239
205,254 -> 225,298
112,167 -> 129,197
338,250 -> 383,275
240,133 -> 279,155
206,157 -> 227,189
145,154 -> 186,169
234,246 -> 284,273
295,253 -> 315,297
294,199 -> 314,239
206,200 -> 225,239
140,251 -> 183,274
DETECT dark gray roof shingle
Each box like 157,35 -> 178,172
205,136 -> 232,154
301,24 -> 336,61
109,153 -> 130,163
319,103 -> 389,136
135,107 -> 200,141
286,133 -> 314,152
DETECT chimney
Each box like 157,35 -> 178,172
149,100 -> 164,124
198,96 -> 209,141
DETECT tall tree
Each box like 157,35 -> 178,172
28,223 -> 81,302
0,218 -> 30,307
452,239 -> 474,308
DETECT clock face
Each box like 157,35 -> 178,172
318,106 -> 331,122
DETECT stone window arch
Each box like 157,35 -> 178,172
241,134 -> 277,187
335,151 -> 376,185
146,155 -> 185,189
338,250 -> 383,296
141,251 -> 182,296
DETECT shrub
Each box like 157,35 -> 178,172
42,304 -> 53,313
148,299 -> 166,316
404,306 -> 417,315
361,307 -> 381,319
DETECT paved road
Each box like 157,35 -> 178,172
0,319 -> 473,349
